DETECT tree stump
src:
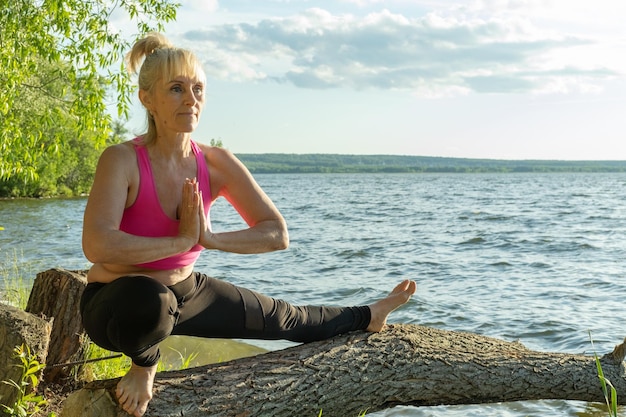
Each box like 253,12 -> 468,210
25,268 -> 89,383
0,303 -> 51,408
60,324 -> 626,417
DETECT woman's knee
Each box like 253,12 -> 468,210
114,276 -> 179,330
83,276 -> 179,353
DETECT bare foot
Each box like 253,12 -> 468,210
116,362 -> 157,417
367,279 -> 417,332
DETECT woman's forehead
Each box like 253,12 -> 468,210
162,59 -> 206,83
167,73 -> 206,84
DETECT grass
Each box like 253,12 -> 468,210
0,249 -> 33,309
590,332 -> 619,417
318,410 -> 368,416
79,343 -> 130,381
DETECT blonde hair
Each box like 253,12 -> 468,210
125,32 -> 206,145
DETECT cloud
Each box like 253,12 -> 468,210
182,6 -> 618,96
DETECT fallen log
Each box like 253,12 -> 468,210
60,324 -> 626,417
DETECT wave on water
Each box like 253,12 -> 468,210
5,172 -> 626,417
459,237 -> 486,245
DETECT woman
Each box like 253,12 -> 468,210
81,32 -> 417,417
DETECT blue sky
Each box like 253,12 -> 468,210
118,0 -> 626,160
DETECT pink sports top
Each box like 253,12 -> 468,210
119,138 -> 212,270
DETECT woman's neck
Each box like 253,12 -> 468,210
151,132 -> 193,158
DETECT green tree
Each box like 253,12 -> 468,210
0,0 -> 179,192
210,138 -> 224,148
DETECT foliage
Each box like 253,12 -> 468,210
0,118 -> 127,197
590,334 -> 619,417
0,0 -> 179,191
209,138 -> 224,148
0,344 -> 50,417
237,153 -> 626,174
0,57 -> 130,197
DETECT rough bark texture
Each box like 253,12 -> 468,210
25,268 -> 88,383
0,303 -> 51,408
60,324 -> 626,417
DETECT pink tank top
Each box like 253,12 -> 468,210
119,138 -> 212,270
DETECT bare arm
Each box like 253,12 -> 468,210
82,144 -> 198,265
199,146 -> 289,254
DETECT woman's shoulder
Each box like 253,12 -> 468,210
196,142 -> 241,169
101,140 -> 137,159
96,141 -> 138,173
196,142 -> 252,193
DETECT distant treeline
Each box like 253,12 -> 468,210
237,154 -> 626,174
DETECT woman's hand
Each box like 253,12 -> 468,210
197,191 -> 219,249
178,178 -> 202,246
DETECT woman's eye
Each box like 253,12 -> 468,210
171,86 -> 183,92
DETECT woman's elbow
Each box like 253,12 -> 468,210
82,234 -> 106,263
82,247 -> 97,264
276,228 -> 289,250
82,243 -> 99,264
273,220 -> 289,250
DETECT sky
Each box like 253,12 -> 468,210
117,0 -> 626,160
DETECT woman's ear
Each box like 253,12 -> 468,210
139,89 -> 153,113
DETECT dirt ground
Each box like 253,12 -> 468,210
34,381 -> 82,417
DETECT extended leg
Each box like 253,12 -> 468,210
171,273 -> 371,342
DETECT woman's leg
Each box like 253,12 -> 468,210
80,275 -> 180,416
172,273 -> 372,342
80,275 -> 179,367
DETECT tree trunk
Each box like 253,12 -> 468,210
25,268 -> 88,384
60,324 -> 626,417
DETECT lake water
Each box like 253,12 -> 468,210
1,172 -> 626,416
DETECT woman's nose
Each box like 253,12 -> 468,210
184,91 -> 196,105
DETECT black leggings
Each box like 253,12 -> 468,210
80,273 -> 371,367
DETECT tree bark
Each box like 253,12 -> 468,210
60,324 -> 626,417
25,268 -> 88,383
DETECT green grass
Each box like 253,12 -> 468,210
79,343 -> 130,381
318,410 -> 368,416
0,249 -> 34,309
79,343 -> 200,382
590,332 -> 619,417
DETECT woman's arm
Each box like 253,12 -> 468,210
199,146 -> 289,254
82,144 -> 199,265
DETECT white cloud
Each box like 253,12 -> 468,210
179,5 -> 620,96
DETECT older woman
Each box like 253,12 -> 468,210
80,32 -> 416,417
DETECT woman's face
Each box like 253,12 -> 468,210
141,71 -> 206,136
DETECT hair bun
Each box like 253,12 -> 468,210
126,32 -> 174,75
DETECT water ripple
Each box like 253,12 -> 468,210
5,173 -> 626,417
